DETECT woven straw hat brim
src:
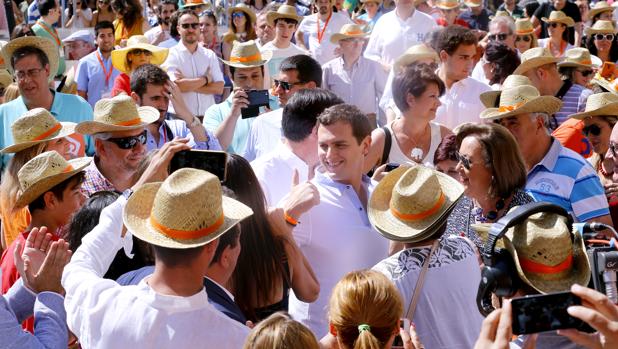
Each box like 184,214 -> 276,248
513,56 -> 559,75
227,7 -> 257,23
1,37 -> 59,83
330,32 -> 371,44
0,73 -> 12,88
480,96 -> 563,121
557,61 -> 593,69
368,166 -> 464,243
464,0 -> 482,7
569,102 -> 618,120
394,52 -> 439,72
123,182 -> 254,249
266,11 -> 303,27
75,106 -> 159,135
585,22 -> 616,36
219,49 -> 272,68
436,2 -> 459,9
592,77 -> 618,95
1,122 -> 76,154
589,6 -> 614,19
14,157 -> 91,208
184,1 -> 211,8
541,16 -> 575,27
111,44 -> 169,73
480,90 -> 501,108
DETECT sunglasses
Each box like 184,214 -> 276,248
129,49 -> 153,56
273,79 -> 304,91
105,131 -> 147,149
232,12 -> 245,19
579,69 -> 594,77
455,151 -> 472,170
583,124 -> 603,137
549,22 -> 566,28
488,33 -> 509,41
595,33 -> 615,41
515,35 -> 531,42
180,22 -> 200,29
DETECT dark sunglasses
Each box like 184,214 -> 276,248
129,49 -> 153,56
180,22 -> 200,29
583,124 -> 602,137
549,22 -> 565,28
273,79 -> 304,91
455,151 -> 472,170
488,33 -> 509,41
579,69 -> 594,77
515,35 -> 531,42
105,131 -> 147,149
595,33 -> 615,41
232,12 -> 245,19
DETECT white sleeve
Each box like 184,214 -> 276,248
162,50 -> 178,80
209,51 -> 224,83
364,20 -> 383,61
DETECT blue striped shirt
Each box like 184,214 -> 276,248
526,138 -> 609,222
554,83 -> 591,127
27,1 -> 39,24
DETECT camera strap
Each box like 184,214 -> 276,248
404,239 -> 439,321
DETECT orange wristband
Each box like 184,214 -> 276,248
284,211 -> 299,226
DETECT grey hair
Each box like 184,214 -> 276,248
530,112 -> 552,134
92,132 -> 114,141
490,15 -> 515,34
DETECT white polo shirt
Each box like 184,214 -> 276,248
435,77 -> 491,129
162,41 -> 224,116
298,12 -> 353,64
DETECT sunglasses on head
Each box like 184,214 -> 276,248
595,33 -> 615,41
549,22 -> 565,28
105,131 -> 147,149
583,124 -> 602,137
273,79 -> 304,91
180,22 -> 200,29
515,35 -> 531,42
488,33 -> 509,41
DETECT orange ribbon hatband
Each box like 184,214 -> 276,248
516,29 -> 534,35
579,59 -> 592,65
115,118 -> 142,126
150,213 -> 225,240
519,253 -> 573,274
230,53 -> 263,63
62,165 -> 75,173
390,192 -> 445,222
498,101 -> 525,113
33,123 -> 62,141
343,30 -> 365,35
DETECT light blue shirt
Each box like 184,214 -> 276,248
75,48 -> 121,108
146,117 -> 222,151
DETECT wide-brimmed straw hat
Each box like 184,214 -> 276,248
589,1 -> 614,19
542,10 -> 575,27
183,0 -> 211,9
480,84 -> 563,121
368,166 -> 464,243
557,48 -> 596,69
464,0 -> 482,8
227,4 -> 257,24
1,108 -> 76,154
490,10 -> 511,19
1,36 -> 59,83
515,18 -> 534,35
513,47 -> 559,75
330,24 -> 370,44
220,40 -> 272,68
479,75 -> 532,108
569,92 -> 618,120
0,69 -> 12,88
585,20 -> 617,36
266,5 -> 302,27
75,95 -> 159,135
123,168 -> 253,249
111,35 -> 168,74
393,44 -> 439,72
15,151 -> 90,208
436,0 -> 460,10
592,62 -> 618,93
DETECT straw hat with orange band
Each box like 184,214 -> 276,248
219,40 -> 272,69
75,95 -> 159,135
330,24 -> 370,44
14,151 -> 91,208
1,108 -> 77,154
123,168 -> 254,249
480,84 -> 562,121
514,18 -> 538,48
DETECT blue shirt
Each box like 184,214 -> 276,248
357,11 -> 383,32
0,92 -> 94,171
27,1 -> 39,24
555,83 -> 591,127
146,118 -> 222,151
526,138 -> 610,222
75,49 -> 121,108
159,38 -> 179,48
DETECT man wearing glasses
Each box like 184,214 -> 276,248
144,0 -> 178,45
472,15 -> 516,85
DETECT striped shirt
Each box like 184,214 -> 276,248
526,138 -> 609,222
27,1 -> 39,24
554,83 -> 591,127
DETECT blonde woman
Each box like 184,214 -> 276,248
538,11 -> 574,58
222,4 -> 257,77
514,18 -> 538,54
111,35 -> 168,96
243,313 -> 320,349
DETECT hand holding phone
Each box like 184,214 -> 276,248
241,89 -> 270,118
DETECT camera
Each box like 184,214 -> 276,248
241,89 -> 270,118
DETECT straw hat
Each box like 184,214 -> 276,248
219,40 -> 272,68
15,151 -> 91,208
589,1 -> 614,19
111,35 -> 169,74
123,168 -> 253,249
569,92 -> 618,120
479,74 -> 532,108
512,47 -> 559,75
436,0 -> 460,10
480,84 -> 563,121
368,166 -> 464,243
490,10 -> 511,19
464,0 -> 482,8
542,10 -> 575,27
183,0 -> 211,9
330,24 -> 371,44
585,20 -> 617,36
266,5 -> 303,27
1,108 -> 76,154
1,36 -> 59,83
515,18 -> 535,35
227,4 -> 257,24
0,69 -> 12,88
75,95 -> 159,135
393,44 -> 439,72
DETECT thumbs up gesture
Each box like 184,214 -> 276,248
282,167 -> 320,225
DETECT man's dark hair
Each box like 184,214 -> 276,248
282,88 -> 343,142
131,64 -> 170,98
95,21 -> 115,37
274,17 -> 298,26
152,244 -> 205,267
210,224 -> 240,266
159,0 -> 179,13
392,63 -> 445,113
28,172 -> 86,212
169,10 -> 182,38
279,55 -> 322,87
177,8 -> 199,24
435,25 -> 478,56
317,104 -> 372,145
229,65 -> 265,79
38,0 -> 57,16
11,45 -> 50,70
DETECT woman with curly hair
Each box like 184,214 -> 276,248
111,0 -> 150,46
481,41 -> 521,89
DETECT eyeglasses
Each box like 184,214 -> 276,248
455,152 -> 473,170
129,49 -> 153,56
515,35 -> 531,42
180,22 -> 200,29
232,12 -> 245,19
583,124 -> 603,137
15,68 -> 45,81
595,33 -> 615,41
341,37 -> 366,44
549,22 -> 565,28
488,33 -> 509,41
105,131 -> 147,149
579,69 -> 594,77
273,79 -> 305,91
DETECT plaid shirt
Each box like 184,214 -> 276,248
81,158 -> 118,197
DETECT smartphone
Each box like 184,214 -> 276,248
391,318 -> 410,348
511,292 -> 595,335
385,163 -> 400,172
169,150 -> 228,181
241,89 -> 270,119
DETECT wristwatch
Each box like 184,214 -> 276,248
188,116 -> 201,128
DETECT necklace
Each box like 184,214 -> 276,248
548,40 -> 567,58
473,197 -> 506,223
408,123 -> 429,163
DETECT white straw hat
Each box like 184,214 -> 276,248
513,47 -> 559,75
1,108 -> 76,154
1,36 -> 59,83
557,48 -> 597,69
541,10 -> 575,27
0,69 -> 12,88
585,20 -> 617,36
569,92 -> 618,120
266,5 -> 303,27
479,74 -> 533,108
219,40 -> 272,68
480,84 -> 563,121
330,24 -> 370,44
75,95 -> 159,135
589,1 -> 614,19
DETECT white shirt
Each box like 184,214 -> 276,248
62,197 -> 249,349
162,41 -> 225,116
260,41 -> 309,89
298,12 -> 353,64
471,60 -> 490,86
242,108 -> 283,162
364,9 -> 438,68
322,56 -> 387,115
435,77 -> 491,129
64,7 -> 92,28
283,170 -> 390,337
144,25 -> 171,44
252,142 -> 309,206
537,38 -> 574,58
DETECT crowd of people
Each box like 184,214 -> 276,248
3,0 -> 618,348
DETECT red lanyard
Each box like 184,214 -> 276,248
37,20 -> 61,46
317,12 -> 332,44
96,51 -> 113,87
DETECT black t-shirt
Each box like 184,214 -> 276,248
534,1 -> 582,44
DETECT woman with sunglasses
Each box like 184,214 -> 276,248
110,0 -> 150,46
10,23 -> 34,40
586,20 -> 618,64
538,11 -> 574,58
222,5 -> 258,78
558,47 -> 598,89
445,123 -> 533,249
513,18 -> 537,54
65,0 -> 93,28
91,0 -> 116,26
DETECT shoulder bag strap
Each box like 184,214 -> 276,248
404,240 -> 440,321
380,126 -> 392,166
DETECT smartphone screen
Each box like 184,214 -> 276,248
246,89 -> 270,107
511,292 -> 595,335
391,318 -> 410,348
169,150 -> 228,181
